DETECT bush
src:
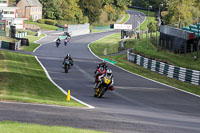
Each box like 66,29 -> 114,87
37,19 -> 45,24
44,19 -> 57,26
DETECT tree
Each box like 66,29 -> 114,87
163,0 -> 194,26
39,0 -> 63,19
79,0 -> 103,24
61,0 -> 88,23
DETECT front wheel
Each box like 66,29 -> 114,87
56,43 -> 60,47
65,65 -> 68,73
94,87 -> 107,98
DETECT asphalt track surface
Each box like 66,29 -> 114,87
1,10 -> 200,133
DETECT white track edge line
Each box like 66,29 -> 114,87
33,34 -> 47,53
35,56 -> 95,109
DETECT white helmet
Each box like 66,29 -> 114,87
106,69 -> 112,78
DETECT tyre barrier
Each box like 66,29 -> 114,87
127,49 -> 200,86
15,32 -> 27,38
1,40 -> 21,50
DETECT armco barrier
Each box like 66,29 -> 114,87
127,49 -> 200,86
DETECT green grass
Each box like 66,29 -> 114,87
0,51 -> 84,107
89,33 -> 200,96
124,39 -> 200,71
22,34 -> 45,52
25,21 -> 58,30
0,121 -> 109,133
129,8 -> 157,30
89,33 -> 121,55
0,36 -> 18,43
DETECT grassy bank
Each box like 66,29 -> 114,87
0,50 -> 84,107
0,121 -> 109,133
25,21 -> 58,31
0,36 -> 18,43
124,39 -> 200,71
118,12 -> 130,24
89,33 -> 200,96
89,33 -> 120,55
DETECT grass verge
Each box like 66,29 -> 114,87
0,121 -> 109,133
124,39 -> 200,71
89,33 -> 121,55
0,50 -> 84,107
0,36 -> 18,43
25,21 -> 58,31
89,33 -> 200,96
118,12 -> 130,24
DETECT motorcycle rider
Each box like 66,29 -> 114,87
64,32 -> 71,46
94,69 -> 115,91
63,53 -> 73,66
94,60 -> 107,83
56,38 -> 61,47
96,60 -> 107,70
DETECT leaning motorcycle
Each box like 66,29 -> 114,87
94,76 -> 111,98
64,59 -> 71,73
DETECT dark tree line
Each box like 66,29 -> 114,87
38,0 -> 132,24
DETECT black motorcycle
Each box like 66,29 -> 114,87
56,42 -> 60,47
64,59 -> 71,73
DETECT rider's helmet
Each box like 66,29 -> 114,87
101,60 -> 106,67
106,69 -> 112,78
66,53 -> 70,58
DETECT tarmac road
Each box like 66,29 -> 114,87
0,10 -> 200,133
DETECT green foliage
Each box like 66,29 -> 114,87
44,19 -> 57,26
103,0 -> 132,22
79,0 -> 103,24
39,0 -> 88,24
37,19 -> 45,24
39,0 -> 63,20
148,22 -> 157,32
163,0 -> 194,25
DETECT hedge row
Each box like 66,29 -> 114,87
37,19 -> 57,26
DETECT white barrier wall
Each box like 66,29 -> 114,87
68,23 -> 90,36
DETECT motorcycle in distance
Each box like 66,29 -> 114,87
64,37 -> 70,46
94,76 -> 112,98
63,59 -> 71,73
56,39 -> 61,47
94,66 -> 106,83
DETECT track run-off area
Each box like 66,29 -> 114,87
0,10 -> 200,133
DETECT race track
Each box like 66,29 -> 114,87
0,10 -> 200,133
